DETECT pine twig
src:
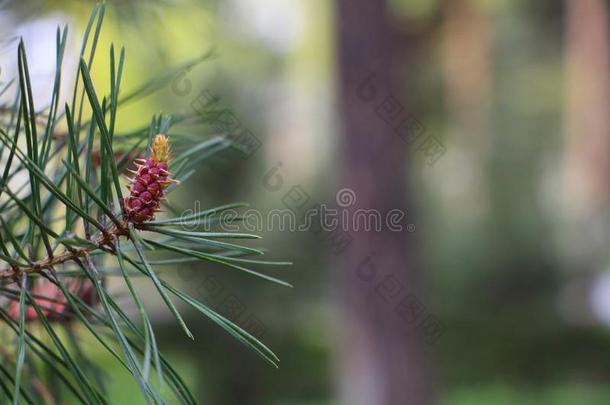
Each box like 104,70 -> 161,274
0,221 -> 130,282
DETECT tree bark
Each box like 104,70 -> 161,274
335,1 -> 433,404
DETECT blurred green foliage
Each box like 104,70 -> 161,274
3,0 -> 609,403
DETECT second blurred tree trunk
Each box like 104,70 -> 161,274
441,0 -> 492,222
562,0 -> 610,268
335,1 -> 433,404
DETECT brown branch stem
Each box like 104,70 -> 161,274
0,221 -> 130,284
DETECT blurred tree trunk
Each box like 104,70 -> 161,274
440,0 -> 492,221
562,0 -> 610,266
335,1 -> 432,404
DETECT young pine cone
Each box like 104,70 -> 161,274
8,278 -> 95,322
124,134 -> 176,223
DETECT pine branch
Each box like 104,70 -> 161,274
0,221 -> 129,282
0,3 -> 288,403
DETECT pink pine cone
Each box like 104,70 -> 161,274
124,134 -> 175,223
8,278 -> 96,322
